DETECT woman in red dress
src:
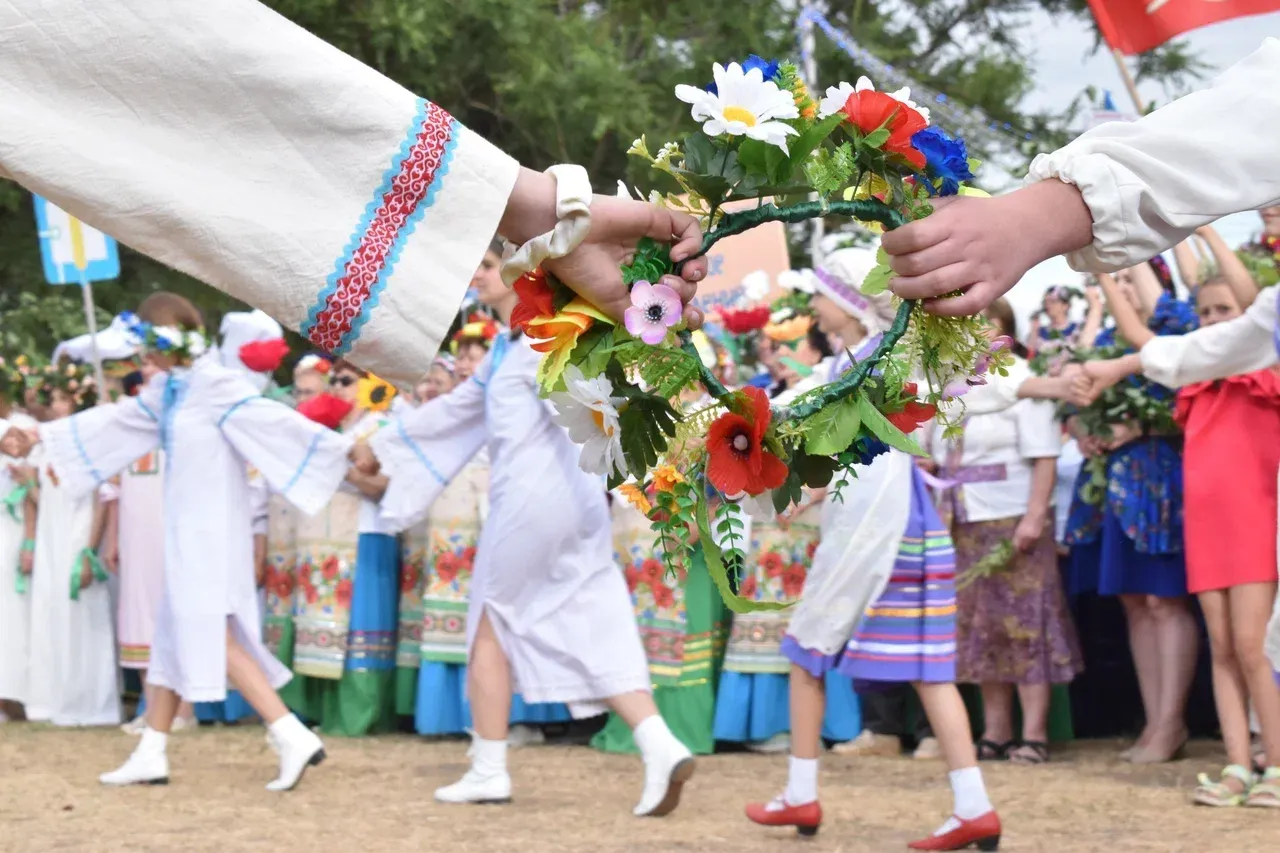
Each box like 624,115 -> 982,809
1176,277 -> 1280,808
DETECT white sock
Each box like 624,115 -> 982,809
632,714 -> 679,759
785,756 -> 819,805
471,735 -> 508,775
267,713 -> 309,742
949,766 -> 992,820
139,726 -> 168,754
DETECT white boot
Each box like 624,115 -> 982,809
265,714 -> 325,792
632,715 -> 695,817
101,727 -> 170,786
435,735 -> 512,804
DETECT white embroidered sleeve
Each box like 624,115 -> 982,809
0,0 -> 519,383
1028,38 -> 1280,272
370,362 -> 490,533
37,389 -> 163,499
1140,286 -> 1278,387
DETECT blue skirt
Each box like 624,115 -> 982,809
710,670 -> 862,743
1065,539 -> 1102,597
1098,513 -> 1187,598
414,660 -> 571,735
345,533 -> 400,675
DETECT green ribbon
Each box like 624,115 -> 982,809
14,538 -> 33,595
3,484 -> 28,522
69,548 -> 109,601
779,356 -> 814,379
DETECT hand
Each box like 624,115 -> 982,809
1078,359 -> 1129,403
349,444 -> 379,476
1076,432 -> 1106,458
7,464 -> 35,486
1069,369 -> 1104,408
882,181 -> 1093,316
101,540 -> 119,575
1104,422 -> 1143,450
19,549 -> 33,576
1084,283 -> 1102,308
916,458 -> 938,474
502,169 -> 709,328
1012,512 -> 1046,553
79,555 -> 95,589
1194,224 -> 1218,240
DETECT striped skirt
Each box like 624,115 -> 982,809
783,466 -> 957,685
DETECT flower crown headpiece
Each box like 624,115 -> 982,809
38,361 -> 98,411
120,311 -> 208,362
505,58 -> 1010,613
296,353 -> 333,375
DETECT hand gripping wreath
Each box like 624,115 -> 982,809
503,58 -> 1012,613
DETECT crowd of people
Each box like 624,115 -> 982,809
1,208 -> 1277,850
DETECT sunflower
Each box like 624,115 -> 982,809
356,375 -> 397,412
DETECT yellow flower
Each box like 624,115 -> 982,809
356,375 -> 397,412
525,297 -> 614,392
618,482 -> 652,515
652,464 -> 685,493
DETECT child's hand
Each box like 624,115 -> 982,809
79,555 -> 95,589
350,444 -> 379,476
101,540 -> 119,575
1104,422 -> 1143,450
883,181 -> 1093,316
7,464 -> 35,486
19,549 -> 33,576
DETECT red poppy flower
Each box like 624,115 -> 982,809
739,575 -> 759,600
719,305 -> 772,334
841,90 -> 928,170
782,563 -> 807,598
460,546 -> 477,571
273,571 -> 295,601
321,556 -> 341,581
640,558 -> 664,588
760,551 -> 786,578
435,552 -> 459,585
509,269 -> 557,335
296,393 -> 354,430
304,584 -> 319,605
334,578 -> 354,608
706,386 -> 789,496
400,564 -> 419,593
651,582 -> 675,609
238,338 -> 290,373
624,565 -> 642,593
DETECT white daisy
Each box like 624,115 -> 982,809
742,269 -> 771,301
675,63 -> 799,153
817,76 -> 931,124
550,365 -> 627,478
776,269 -> 815,294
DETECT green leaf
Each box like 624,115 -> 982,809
856,396 -> 928,456
568,326 -> 615,378
861,248 -> 894,296
784,111 -> 844,174
697,498 -> 790,615
617,394 -> 680,480
861,127 -> 890,149
765,144 -> 791,185
682,132 -> 718,173
791,448 -> 838,489
736,138 -> 770,177
799,395 -> 862,456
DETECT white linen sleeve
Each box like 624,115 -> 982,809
248,470 -> 270,536
370,366 -> 490,533
1140,286 -> 1278,387
37,389 -> 163,499
1028,38 -> 1280,272
0,0 -> 519,384
209,374 -> 353,517
1015,400 -> 1062,460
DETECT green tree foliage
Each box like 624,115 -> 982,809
0,0 -> 1208,357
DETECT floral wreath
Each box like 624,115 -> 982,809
38,361 -> 99,411
120,311 -> 209,362
507,58 -> 1010,612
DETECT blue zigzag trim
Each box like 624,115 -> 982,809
334,119 -> 460,357
216,395 -> 260,429
70,416 -> 105,487
301,97 -> 430,342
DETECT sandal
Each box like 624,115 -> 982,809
976,739 -> 1014,761
1009,741 -> 1050,765
1245,767 -> 1280,809
1193,764 -> 1254,807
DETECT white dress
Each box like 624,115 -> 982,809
38,355 -> 352,702
0,451 -> 30,704
371,334 -> 650,715
116,450 -> 166,669
26,460 -> 120,726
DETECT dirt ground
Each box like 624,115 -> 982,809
0,725 -> 1274,852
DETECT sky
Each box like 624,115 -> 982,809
1005,10 -> 1280,324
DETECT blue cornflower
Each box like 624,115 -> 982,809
707,55 -> 782,95
910,127 -> 975,197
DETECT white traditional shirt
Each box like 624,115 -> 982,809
0,0 -> 518,383
1141,286 -> 1278,388
1029,38 -> 1280,273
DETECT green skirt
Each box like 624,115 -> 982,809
591,550 -> 728,755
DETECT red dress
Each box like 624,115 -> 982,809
1176,369 -> 1280,594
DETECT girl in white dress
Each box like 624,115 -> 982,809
0,415 -> 35,717
25,366 -> 121,727
360,248 -> 694,817
40,293 -> 352,792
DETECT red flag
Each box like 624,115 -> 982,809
1088,0 -> 1280,55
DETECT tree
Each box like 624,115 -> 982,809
0,0 -> 1207,358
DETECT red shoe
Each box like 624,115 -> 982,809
744,797 -> 823,837
907,811 -> 1001,851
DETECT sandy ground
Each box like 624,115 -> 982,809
0,725 -> 1275,852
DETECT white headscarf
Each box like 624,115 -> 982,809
219,309 -> 285,392
809,247 -> 897,336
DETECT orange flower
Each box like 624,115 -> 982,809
524,297 -> 612,391
619,482 -> 653,514
651,465 -> 685,493
640,558 -> 665,588
651,582 -> 675,609
840,89 -> 928,170
510,269 -> 557,335
760,551 -> 786,578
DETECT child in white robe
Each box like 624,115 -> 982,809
0,417 -> 35,717
25,372 -> 121,727
40,293 -> 352,792
361,248 -> 694,817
